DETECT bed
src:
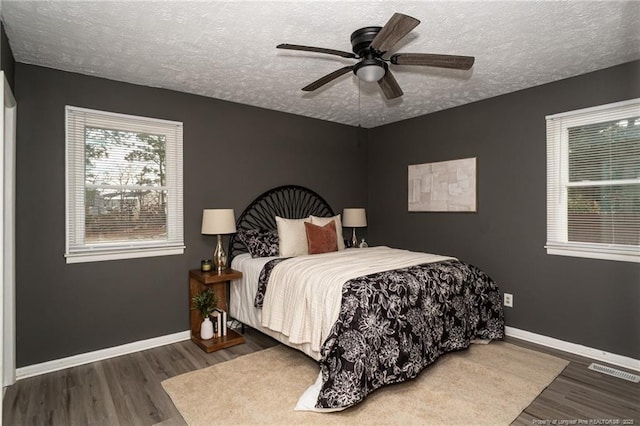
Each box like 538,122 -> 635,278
228,185 -> 505,410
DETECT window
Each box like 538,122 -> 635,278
65,106 -> 184,263
546,99 -> 640,263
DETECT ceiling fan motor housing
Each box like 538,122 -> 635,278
350,26 -> 382,56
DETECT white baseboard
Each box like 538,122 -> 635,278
15,330 -> 191,380
505,326 -> 640,372
13,326 -> 640,381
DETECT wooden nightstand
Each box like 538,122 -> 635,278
189,268 -> 245,353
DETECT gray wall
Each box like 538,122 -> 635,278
14,63 -> 367,367
13,58 -> 640,367
367,61 -> 640,359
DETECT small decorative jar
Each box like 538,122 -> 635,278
201,259 -> 212,272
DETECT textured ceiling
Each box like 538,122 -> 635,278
2,1 -> 639,128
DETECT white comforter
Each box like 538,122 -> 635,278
261,246 -> 454,353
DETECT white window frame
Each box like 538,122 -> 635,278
545,98 -> 640,263
65,106 -> 184,263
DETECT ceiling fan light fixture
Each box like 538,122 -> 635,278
354,58 -> 386,82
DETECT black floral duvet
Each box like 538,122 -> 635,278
256,258 -> 504,410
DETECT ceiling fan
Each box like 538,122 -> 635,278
277,13 -> 475,100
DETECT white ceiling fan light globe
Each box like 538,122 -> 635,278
356,64 -> 385,82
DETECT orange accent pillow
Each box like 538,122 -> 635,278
304,220 -> 338,255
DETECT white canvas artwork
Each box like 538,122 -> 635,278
408,157 -> 477,212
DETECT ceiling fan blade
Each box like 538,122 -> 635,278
378,70 -> 403,100
391,53 -> 475,70
370,13 -> 420,53
302,66 -> 354,91
277,43 -> 356,59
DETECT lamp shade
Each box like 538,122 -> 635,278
342,208 -> 367,227
201,209 -> 236,235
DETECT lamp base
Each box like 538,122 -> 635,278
213,235 -> 227,272
351,228 -> 358,248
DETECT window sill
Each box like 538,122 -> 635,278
545,244 -> 639,263
65,246 -> 185,264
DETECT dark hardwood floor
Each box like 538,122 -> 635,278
2,330 -> 638,425
509,337 -> 639,425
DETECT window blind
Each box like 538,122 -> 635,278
546,99 -> 640,262
66,106 -> 184,262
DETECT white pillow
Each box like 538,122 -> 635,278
276,216 -> 310,257
310,214 -> 345,250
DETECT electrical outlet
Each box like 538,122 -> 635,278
503,293 -> 513,307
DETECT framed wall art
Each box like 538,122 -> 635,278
408,157 -> 477,212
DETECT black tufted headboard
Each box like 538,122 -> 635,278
229,185 -> 335,262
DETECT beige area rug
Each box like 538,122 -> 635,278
162,341 -> 568,425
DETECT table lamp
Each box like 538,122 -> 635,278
201,209 -> 236,271
342,208 -> 367,248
